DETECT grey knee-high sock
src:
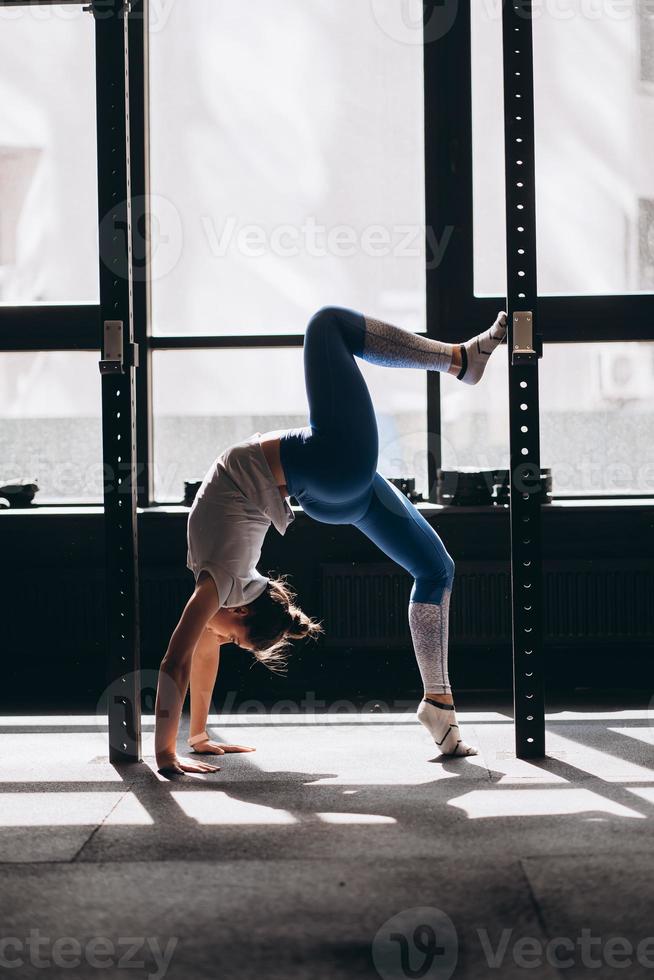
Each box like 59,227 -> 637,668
362,312 -> 507,383
409,591 -> 478,757
408,591 -> 453,695
362,316 -> 454,372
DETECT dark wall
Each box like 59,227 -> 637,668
1,503 -> 653,711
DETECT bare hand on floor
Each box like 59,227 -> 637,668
191,738 -> 256,755
156,754 -> 221,774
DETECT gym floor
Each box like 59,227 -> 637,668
2,700 -> 653,979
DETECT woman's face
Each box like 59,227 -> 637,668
208,606 -> 253,650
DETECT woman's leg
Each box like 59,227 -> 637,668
279,305 -> 506,523
353,473 -> 477,757
279,306 -> 379,521
277,305 -> 503,751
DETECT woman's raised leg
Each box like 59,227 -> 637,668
279,306 -> 380,517
279,305 -> 506,516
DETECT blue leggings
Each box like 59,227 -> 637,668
279,306 -> 455,604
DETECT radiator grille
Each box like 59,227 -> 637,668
321,560 -> 654,647
320,563 -> 411,645
544,561 -> 654,640
5,562 -> 650,656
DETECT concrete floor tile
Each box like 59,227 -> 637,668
522,855 -> 654,980
0,859 -> 559,980
0,731 -> 123,783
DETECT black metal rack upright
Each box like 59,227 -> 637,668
501,0 -> 546,758
94,0 -> 142,763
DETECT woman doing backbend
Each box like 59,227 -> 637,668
154,305 -> 507,774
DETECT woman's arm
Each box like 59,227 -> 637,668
154,578 -> 220,773
189,629 -> 223,741
188,632 -> 257,756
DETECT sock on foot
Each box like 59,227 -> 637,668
363,316 -> 454,373
417,697 -> 478,756
457,311 -> 507,385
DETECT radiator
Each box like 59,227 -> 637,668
7,561 -> 649,657
320,560 -> 654,647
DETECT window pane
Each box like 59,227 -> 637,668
0,6 -> 98,303
441,342 -> 654,495
149,0 -> 425,336
0,352 -> 102,503
440,353 -> 510,478
472,0 -> 654,296
152,350 -> 428,501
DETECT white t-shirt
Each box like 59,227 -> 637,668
186,432 -> 295,607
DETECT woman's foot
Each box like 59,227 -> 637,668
454,311 -> 507,385
417,697 -> 478,756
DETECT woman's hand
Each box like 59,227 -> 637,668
190,737 -> 256,755
156,753 -> 221,775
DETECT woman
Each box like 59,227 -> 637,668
154,305 -> 507,774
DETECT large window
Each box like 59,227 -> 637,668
461,1 -> 654,495
472,0 -> 654,297
148,0 -> 427,504
441,340 -> 654,495
0,5 -> 100,506
148,0 -> 426,336
0,5 -> 98,304
0,351 -> 102,503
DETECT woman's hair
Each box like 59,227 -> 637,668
243,573 -> 324,673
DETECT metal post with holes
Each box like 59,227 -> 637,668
502,0 -> 545,758
94,0 -> 142,763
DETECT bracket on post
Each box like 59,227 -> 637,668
99,319 -> 139,374
511,311 -> 543,365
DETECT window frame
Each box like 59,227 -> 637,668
0,0 -> 652,507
